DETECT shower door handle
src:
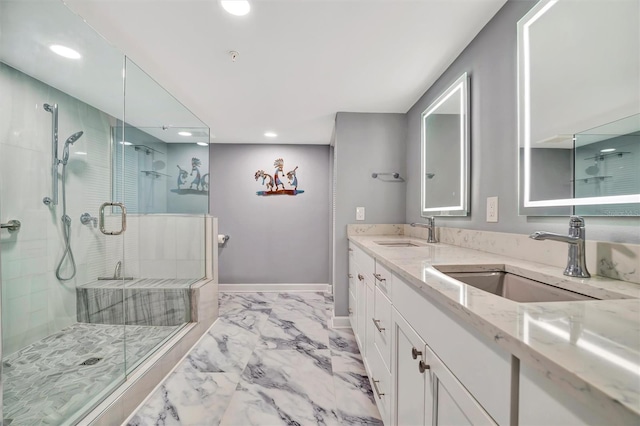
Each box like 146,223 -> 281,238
99,202 -> 127,235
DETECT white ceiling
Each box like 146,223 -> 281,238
62,0 -> 507,145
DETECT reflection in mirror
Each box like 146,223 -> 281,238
518,0 -> 640,215
421,72 -> 469,216
113,59 -> 210,214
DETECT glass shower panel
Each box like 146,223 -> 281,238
121,59 -> 210,374
0,0 -> 126,424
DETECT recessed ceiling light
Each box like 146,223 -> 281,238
197,142 -> 209,146
600,148 -> 616,153
221,0 -> 250,16
50,44 -> 81,59
178,131 -> 192,136
120,141 -> 133,146
264,132 -> 277,138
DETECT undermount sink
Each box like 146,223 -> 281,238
375,240 -> 424,248
435,268 -> 597,303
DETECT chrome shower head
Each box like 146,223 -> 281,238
65,131 -> 83,145
62,131 -> 83,165
43,103 -> 56,113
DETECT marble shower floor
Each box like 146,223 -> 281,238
3,322 -> 181,425
128,292 -> 383,425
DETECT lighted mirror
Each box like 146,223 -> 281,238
421,72 -> 470,216
518,0 -> 640,216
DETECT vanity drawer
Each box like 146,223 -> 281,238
353,244 -> 375,277
369,344 -> 392,426
374,260 -> 392,298
373,285 -> 392,372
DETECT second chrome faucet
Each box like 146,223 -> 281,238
530,216 -> 590,278
411,217 -> 437,243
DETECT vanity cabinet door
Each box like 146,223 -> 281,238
348,258 -> 356,330
356,271 -> 367,350
364,278 -> 376,363
428,343 -> 497,426
348,288 -> 356,332
393,309 -> 433,426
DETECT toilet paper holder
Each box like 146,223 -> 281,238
218,234 -> 230,245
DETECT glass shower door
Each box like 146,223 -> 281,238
0,0 -> 128,424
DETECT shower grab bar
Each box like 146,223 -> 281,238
1,220 -> 21,232
43,103 -> 59,206
99,202 -> 127,235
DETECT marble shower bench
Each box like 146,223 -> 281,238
77,278 -> 198,326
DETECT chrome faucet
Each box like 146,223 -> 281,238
529,216 -> 590,278
411,217 -> 437,243
113,261 -> 122,279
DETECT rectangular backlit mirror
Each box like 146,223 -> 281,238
518,0 -> 640,216
421,72 -> 470,216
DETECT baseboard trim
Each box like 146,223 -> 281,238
219,283 -> 331,293
331,315 -> 351,329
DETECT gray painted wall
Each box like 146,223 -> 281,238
334,112 -> 407,316
405,0 -> 640,243
209,144 -> 330,284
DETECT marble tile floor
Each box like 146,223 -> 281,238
128,292 -> 383,425
2,322 -> 182,425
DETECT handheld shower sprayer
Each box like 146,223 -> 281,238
61,131 -> 83,165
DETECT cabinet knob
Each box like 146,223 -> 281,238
358,274 -> 364,281
411,347 -> 423,360
348,274 -> 353,279
348,308 -> 353,315
418,360 -> 430,374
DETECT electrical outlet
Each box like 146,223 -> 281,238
487,196 -> 498,223
356,207 -> 365,221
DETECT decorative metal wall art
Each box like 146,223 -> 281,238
254,158 -> 304,196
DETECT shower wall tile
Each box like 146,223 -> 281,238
48,284 -> 77,325
1,277 -> 29,301
0,63 -> 114,354
177,260 -> 204,279
176,216 -> 205,261
139,216 -> 177,261
140,260 -> 178,279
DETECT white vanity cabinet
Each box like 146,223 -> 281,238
519,363 -> 613,426
348,245 -> 356,331
392,307 -> 497,426
349,243 -> 375,361
392,273 -> 513,425
393,309 -> 434,425
348,243 -> 512,426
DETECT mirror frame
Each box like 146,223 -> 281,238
517,0 -> 640,215
421,72 -> 470,217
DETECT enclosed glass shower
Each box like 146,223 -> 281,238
0,1 -> 211,424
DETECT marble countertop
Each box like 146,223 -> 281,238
348,235 -> 640,423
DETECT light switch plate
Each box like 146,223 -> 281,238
487,197 -> 498,223
356,207 -> 365,221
